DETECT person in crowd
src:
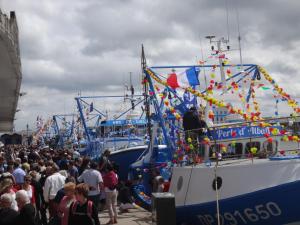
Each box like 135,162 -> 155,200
157,177 -> 165,192
78,156 -> 90,176
163,177 -> 171,192
68,160 -> 78,181
43,164 -> 66,218
15,190 -> 39,225
151,169 -> 162,193
99,150 -> 111,173
78,160 -> 103,211
0,166 -> 15,184
0,193 -> 18,225
39,165 -> 53,225
22,161 -> 31,173
0,178 -> 18,210
0,155 -> 6,174
58,152 -> 69,170
72,149 -> 80,160
53,176 -> 76,206
58,182 -> 76,225
68,183 -> 100,225
75,157 -> 83,173
38,160 -> 46,173
12,161 -> 26,188
118,181 -> 136,213
21,174 -> 36,206
28,148 -> 40,162
29,170 -> 44,224
103,164 -> 118,224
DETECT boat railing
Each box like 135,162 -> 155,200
171,115 -> 300,166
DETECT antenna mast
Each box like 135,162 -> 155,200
206,36 -> 229,92
225,0 -> 230,42
235,0 -> 243,72
141,45 -> 152,143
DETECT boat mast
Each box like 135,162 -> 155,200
129,72 -> 135,110
141,45 -> 152,143
206,36 -> 228,92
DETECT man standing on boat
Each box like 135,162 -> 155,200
183,106 -> 211,159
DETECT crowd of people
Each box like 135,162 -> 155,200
0,145 -> 135,225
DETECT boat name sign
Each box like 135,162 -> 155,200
211,126 -> 282,140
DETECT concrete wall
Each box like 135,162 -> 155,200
0,10 -> 22,132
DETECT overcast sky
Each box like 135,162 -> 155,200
1,0 -> 300,131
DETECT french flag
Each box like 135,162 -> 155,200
167,67 -> 200,89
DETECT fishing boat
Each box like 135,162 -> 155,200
74,93 -> 152,180
128,44 -> 300,225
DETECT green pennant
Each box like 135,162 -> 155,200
261,87 -> 270,90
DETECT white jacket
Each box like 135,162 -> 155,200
43,172 -> 66,202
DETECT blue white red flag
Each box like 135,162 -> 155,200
167,67 -> 200,89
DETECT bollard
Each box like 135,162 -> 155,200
152,192 -> 176,225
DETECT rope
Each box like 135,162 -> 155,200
258,66 -> 300,113
214,163 -> 221,225
183,165 -> 194,206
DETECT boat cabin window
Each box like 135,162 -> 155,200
227,143 -> 243,156
98,122 -> 147,138
262,140 -> 278,156
209,144 -> 222,157
245,142 -> 260,154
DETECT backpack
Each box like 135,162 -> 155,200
104,171 -> 118,190
71,200 -> 94,225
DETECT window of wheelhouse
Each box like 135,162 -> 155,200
245,142 -> 261,154
227,142 -> 243,156
209,144 -> 221,157
262,140 -> 278,156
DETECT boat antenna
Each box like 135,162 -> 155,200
206,36 -> 228,92
129,72 -> 135,110
225,0 -> 230,43
141,44 -> 152,143
199,38 -> 208,91
234,0 -> 243,72
234,0 -> 247,113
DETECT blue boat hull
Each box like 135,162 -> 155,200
109,146 -> 147,181
176,180 -> 300,225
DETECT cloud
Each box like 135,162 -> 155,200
1,0 -> 300,130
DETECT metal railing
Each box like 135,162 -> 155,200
170,115 -> 300,166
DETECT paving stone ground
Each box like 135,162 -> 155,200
99,207 -> 152,225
